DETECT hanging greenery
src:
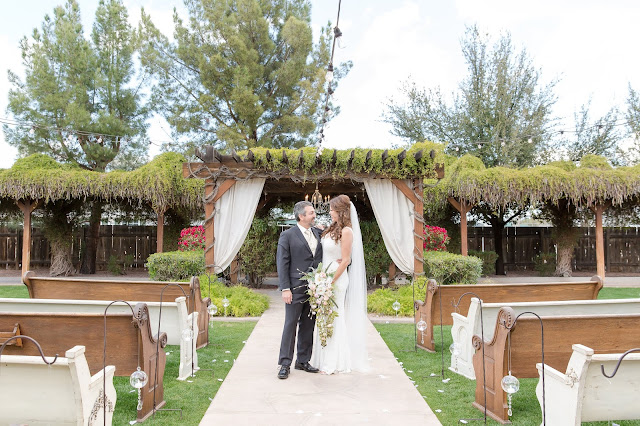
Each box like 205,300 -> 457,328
425,152 -> 640,210
0,152 -> 204,212
235,141 -> 445,179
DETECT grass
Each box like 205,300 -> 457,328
0,285 -> 29,298
113,321 -> 255,425
377,316 -> 640,425
598,287 -> 640,299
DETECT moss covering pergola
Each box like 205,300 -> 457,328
183,142 -> 444,277
0,153 -> 203,275
427,154 -> 640,278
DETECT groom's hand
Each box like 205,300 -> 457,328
282,289 -> 292,304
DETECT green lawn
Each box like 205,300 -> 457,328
376,321 -> 640,425
598,287 -> 640,299
113,321 -> 255,425
0,285 -> 29,298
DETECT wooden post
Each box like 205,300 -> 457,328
591,204 -> 606,278
391,179 -> 424,277
15,199 -> 38,277
448,198 -> 474,256
204,179 -> 236,274
155,208 -> 166,254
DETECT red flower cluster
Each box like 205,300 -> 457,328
423,225 -> 449,252
178,226 -> 205,251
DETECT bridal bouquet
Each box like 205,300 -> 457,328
301,262 -> 338,347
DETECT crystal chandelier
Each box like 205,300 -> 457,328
307,182 -> 329,214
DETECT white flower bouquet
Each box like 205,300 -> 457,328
301,262 -> 338,347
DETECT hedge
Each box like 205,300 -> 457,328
146,250 -> 205,281
423,251 -> 482,284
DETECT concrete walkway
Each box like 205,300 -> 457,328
200,290 -> 441,425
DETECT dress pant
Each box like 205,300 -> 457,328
278,296 -> 315,366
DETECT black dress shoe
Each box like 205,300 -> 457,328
294,362 -> 319,373
277,365 -> 290,379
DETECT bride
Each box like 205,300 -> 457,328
311,194 -> 369,374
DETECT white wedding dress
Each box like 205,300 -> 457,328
311,202 -> 369,374
311,233 -> 352,374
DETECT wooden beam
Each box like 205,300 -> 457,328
230,149 -> 241,163
365,150 -> 372,167
213,179 -> 236,203
15,199 -> 38,277
298,150 -> 305,168
381,149 -> 389,165
391,179 -> 418,204
448,197 -> 474,256
429,149 -> 436,159
397,150 -> 407,164
245,149 -> 255,163
590,204 -> 607,278
331,149 -> 337,167
347,150 -> 355,167
156,208 -> 167,253
281,150 -> 288,164
265,150 -> 272,162
414,149 -> 423,161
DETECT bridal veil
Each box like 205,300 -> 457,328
345,202 -> 369,372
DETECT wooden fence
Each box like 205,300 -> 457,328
3,225 -> 640,272
0,225 -> 156,270
468,226 -> 640,272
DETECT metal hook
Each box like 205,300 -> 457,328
601,348 -> 640,378
0,335 -> 59,366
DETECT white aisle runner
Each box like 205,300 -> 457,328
200,290 -> 441,425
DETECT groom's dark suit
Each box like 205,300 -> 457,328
277,224 -> 323,367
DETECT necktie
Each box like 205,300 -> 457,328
305,228 -> 317,254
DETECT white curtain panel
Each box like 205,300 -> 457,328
363,179 -> 415,274
213,178 -> 266,272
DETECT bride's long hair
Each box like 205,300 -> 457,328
321,194 -> 351,243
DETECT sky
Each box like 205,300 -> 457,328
1,0 -> 639,169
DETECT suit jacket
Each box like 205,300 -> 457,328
276,225 -> 323,302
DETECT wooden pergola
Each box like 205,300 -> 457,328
183,145 -> 444,277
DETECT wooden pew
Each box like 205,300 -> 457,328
472,307 -> 640,424
0,297 -> 199,381
23,271 -> 211,348
0,345 -> 117,425
0,303 -> 167,423
537,344 -> 640,425
451,297 -> 640,379
414,276 -> 603,352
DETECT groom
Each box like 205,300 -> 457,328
276,201 -> 322,379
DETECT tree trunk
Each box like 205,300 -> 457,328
49,237 -> 75,276
555,245 -> 573,277
80,200 -> 102,274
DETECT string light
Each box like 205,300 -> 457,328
0,116 -> 166,147
317,0 -> 343,158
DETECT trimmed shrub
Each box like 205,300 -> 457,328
534,252 -> 557,276
367,285 -> 415,316
146,250 -> 205,281
468,250 -> 498,276
424,251 -> 482,284
237,218 -> 279,287
199,277 -> 270,317
361,220 -> 393,285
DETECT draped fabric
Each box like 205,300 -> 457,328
363,179 -> 415,274
213,178 -> 265,272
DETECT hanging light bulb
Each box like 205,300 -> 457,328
181,328 -> 194,342
130,366 -> 148,389
334,26 -> 344,48
449,342 -> 461,356
29,127 -> 35,136
208,304 -> 218,322
416,318 -> 427,345
392,300 -> 401,317
477,144 -> 482,149
325,64 -> 334,83
527,137 -> 533,144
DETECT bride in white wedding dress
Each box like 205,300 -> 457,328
311,194 -> 369,374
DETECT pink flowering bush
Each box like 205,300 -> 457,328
423,225 -> 450,252
178,226 -> 205,251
